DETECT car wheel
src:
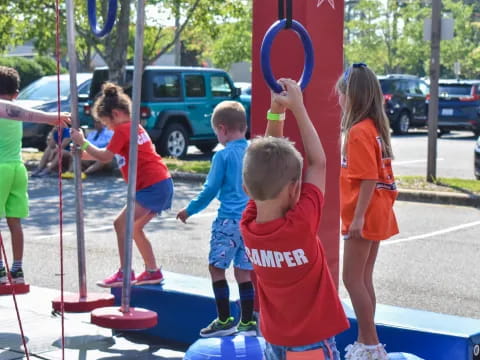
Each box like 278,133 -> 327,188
196,142 -> 218,154
158,123 -> 189,158
438,128 -> 450,138
393,112 -> 411,135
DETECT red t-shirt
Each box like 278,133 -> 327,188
240,183 -> 349,346
340,118 -> 398,240
107,122 -> 170,191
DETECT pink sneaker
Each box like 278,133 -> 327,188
135,269 -> 164,285
96,269 -> 135,288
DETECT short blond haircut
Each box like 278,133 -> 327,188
243,137 -> 303,201
211,101 -> 247,132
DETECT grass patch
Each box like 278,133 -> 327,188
22,150 -> 43,162
163,157 -> 211,174
22,150 -> 478,194
397,176 -> 480,195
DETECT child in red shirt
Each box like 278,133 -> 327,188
241,79 -> 349,360
70,83 -> 173,287
337,64 -> 398,360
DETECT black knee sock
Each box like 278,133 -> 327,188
239,281 -> 254,323
213,280 -> 230,322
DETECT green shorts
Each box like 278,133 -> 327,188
0,162 -> 29,219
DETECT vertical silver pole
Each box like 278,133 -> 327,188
121,0 -> 145,313
66,0 -> 87,298
427,0 -> 441,182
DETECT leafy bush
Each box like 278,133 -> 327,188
0,56 -> 65,89
34,56 -> 66,76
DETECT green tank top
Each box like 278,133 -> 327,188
0,117 -> 22,163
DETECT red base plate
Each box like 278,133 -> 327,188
91,306 -> 158,330
52,293 -> 115,313
0,283 -> 30,295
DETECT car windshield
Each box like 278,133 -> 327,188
18,77 -> 71,101
379,80 -> 398,94
439,85 -> 472,97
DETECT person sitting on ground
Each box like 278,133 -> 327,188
62,120 -> 114,178
240,79 -> 349,360
31,127 -> 72,177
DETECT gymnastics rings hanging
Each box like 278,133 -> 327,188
87,0 -> 118,38
260,0 -> 315,93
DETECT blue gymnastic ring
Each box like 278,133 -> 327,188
261,19 -> 314,93
88,0 -> 118,38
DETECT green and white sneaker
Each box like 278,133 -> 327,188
236,320 -> 257,336
10,268 -> 24,284
200,317 -> 236,337
0,267 -> 7,285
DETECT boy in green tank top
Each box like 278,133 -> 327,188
0,66 -> 70,285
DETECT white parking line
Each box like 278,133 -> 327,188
383,220 -> 480,246
394,158 -> 444,165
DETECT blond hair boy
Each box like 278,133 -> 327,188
240,79 -> 349,360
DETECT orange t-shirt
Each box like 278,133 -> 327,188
340,118 -> 399,241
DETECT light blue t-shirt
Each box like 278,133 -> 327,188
86,127 -> 114,148
186,138 -> 249,220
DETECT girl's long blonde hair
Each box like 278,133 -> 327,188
336,64 -> 393,159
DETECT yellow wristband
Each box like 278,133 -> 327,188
267,111 -> 286,121
81,141 -> 90,151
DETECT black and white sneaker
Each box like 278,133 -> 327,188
10,268 -> 24,284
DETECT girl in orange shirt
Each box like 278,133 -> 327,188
337,64 -> 399,360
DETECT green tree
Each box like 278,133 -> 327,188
6,0 -> 252,84
440,0 -> 480,78
344,0 -> 389,74
344,0 -> 480,78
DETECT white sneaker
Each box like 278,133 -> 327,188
345,342 -> 388,360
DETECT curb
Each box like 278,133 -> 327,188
24,160 -> 479,208
397,188 -> 479,208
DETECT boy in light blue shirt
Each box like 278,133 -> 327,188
177,101 -> 255,338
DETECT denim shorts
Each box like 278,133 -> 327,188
264,337 -> 340,360
209,218 -> 253,270
136,178 -> 174,214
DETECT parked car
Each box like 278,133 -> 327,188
438,80 -> 480,137
85,66 -> 251,158
378,74 -> 429,135
475,136 -> 480,180
17,73 -> 92,150
234,82 -> 251,96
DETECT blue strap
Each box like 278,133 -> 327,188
87,0 -> 118,38
260,19 -> 314,93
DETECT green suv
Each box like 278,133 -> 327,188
86,66 -> 251,158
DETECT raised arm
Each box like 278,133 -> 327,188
273,79 -> 326,193
0,99 -> 70,126
265,88 -> 286,138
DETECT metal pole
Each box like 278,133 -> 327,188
174,0 -> 181,66
121,0 -> 145,313
427,0 -> 441,182
66,0 -> 87,298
